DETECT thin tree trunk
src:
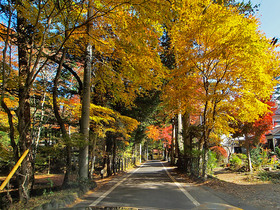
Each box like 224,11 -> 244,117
174,117 -> 179,160
89,134 -> 97,179
112,137 -> 117,175
33,90 -> 47,167
52,50 -> 72,187
1,5 -> 18,161
170,121 -> 175,165
245,135 -> 253,173
1,101 -> 18,160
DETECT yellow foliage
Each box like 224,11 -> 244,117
89,104 -> 139,139
68,0 -> 170,106
163,0 -> 280,144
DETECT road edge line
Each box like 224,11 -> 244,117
90,162 -> 145,207
161,162 -> 200,207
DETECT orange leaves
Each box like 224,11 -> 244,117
252,100 -> 277,144
210,146 -> 227,158
146,125 -> 172,145
57,96 -> 81,123
146,125 -> 160,141
160,125 -> 172,145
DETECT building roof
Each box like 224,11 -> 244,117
266,126 -> 280,140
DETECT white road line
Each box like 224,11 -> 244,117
161,162 -> 200,207
90,163 -> 145,207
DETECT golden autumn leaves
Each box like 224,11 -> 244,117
1,0 -> 279,143
2,0 -> 279,145
162,1 -> 280,143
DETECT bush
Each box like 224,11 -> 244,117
230,154 -> 242,170
260,149 -> 270,167
250,146 -> 262,169
276,147 -> 280,158
236,153 -> 247,161
210,146 -> 227,164
207,150 -> 218,174
258,171 -> 280,183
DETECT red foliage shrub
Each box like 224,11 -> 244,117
210,146 -> 228,158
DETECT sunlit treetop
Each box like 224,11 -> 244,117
162,0 -> 280,141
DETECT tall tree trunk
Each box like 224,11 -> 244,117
52,50 -> 72,187
79,0 -> 93,180
178,113 -> 183,152
182,112 -> 191,156
17,58 -> 34,202
112,137 -> 117,175
201,129 -> 211,179
34,91 -> 47,154
174,117 -> 180,162
16,12 -> 35,202
201,141 -> 209,179
105,134 -> 113,177
31,90 -> 48,189
182,112 -> 192,172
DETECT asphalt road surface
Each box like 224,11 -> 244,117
69,161 -> 257,210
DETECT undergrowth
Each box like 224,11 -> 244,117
7,189 -> 78,210
258,171 -> 280,183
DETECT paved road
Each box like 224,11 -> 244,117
70,161 -> 256,210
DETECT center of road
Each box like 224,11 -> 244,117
90,162 -> 145,207
90,161 -> 200,208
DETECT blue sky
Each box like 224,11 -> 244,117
250,0 -> 280,39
